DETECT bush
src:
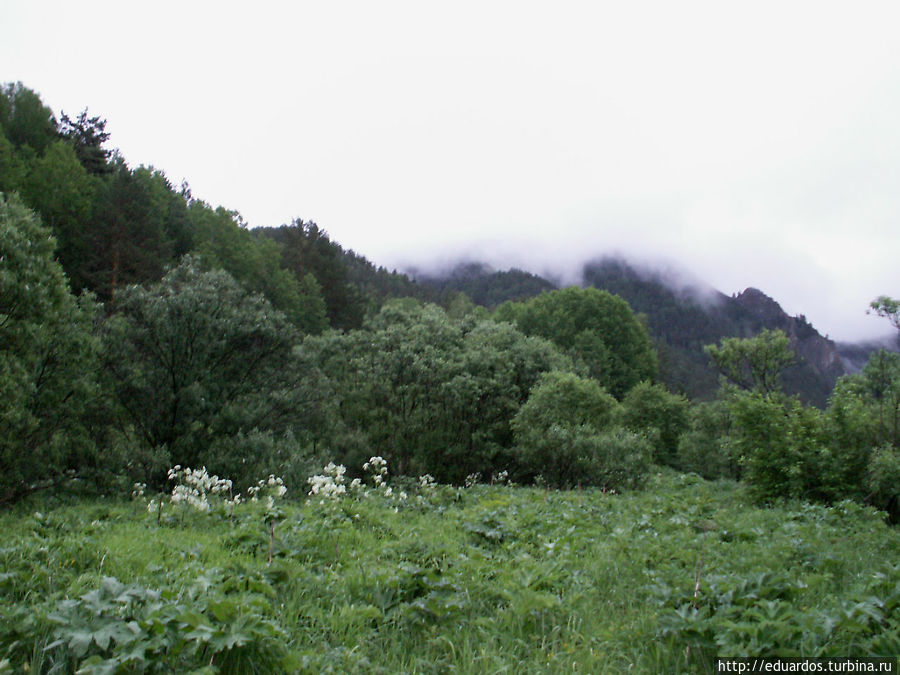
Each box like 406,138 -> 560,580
622,381 -> 688,467
512,424 -> 651,491
676,400 -> 738,480
582,428 -> 653,490
102,257 -> 304,487
512,371 -> 621,434
865,445 -> 900,520
512,372 -> 650,489
728,392 -> 828,502
206,430 -> 319,494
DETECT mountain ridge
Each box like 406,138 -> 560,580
413,256 -> 863,406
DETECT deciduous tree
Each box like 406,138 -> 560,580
704,329 -> 794,395
0,194 -> 100,504
103,257 -> 303,484
496,287 -> 658,398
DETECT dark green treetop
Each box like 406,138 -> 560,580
495,286 -> 658,398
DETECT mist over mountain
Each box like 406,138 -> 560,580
412,254 -> 882,406
408,262 -> 556,308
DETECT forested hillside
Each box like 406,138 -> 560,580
581,258 -> 847,406
4,80 -> 900,673
412,262 -> 556,308
2,81 -> 899,522
418,257 -> 852,406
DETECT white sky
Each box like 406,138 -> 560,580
3,0 -> 899,341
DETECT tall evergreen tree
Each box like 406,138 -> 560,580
59,108 -> 112,175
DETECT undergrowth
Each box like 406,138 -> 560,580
1,470 -> 899,673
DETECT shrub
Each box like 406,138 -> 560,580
622,381 -> 689,467
581,428 -> 653,491
676,400 -> 739,480
102,257 -> 303,486
865,445 -> 900,520
727,392 -> 828,502
206,429 -> 317,494
512,372 -> 623,487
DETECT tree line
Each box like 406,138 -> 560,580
1,82 -> 899,520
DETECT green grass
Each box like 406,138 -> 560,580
2,471 -> 900,673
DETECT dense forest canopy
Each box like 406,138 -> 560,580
1,82 -> 899,524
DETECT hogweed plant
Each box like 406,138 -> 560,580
363,456 -> 409,503
491,470 -> 510,485
306,462 -> 348,502
140,466 -> 286,546
247,475 -> 288,565
363,456 -> 388,489
307,457 -> 418,509
164,465 -> 235,524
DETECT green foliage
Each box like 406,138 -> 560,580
819,351 -> 900,512
0,135 -> 26,194
514,371 -> 621,433
496,286 -> 658,398
58,108 -> 112,175
4,474 -> 900,672
823,375 -> 881,501
19,139 -> 97,285
622,381 -> 689,467
419,262 -> 557,308
262,220 -> 369,330
83,162 -> 183,299
0,82 -> 57,153
657,561 -> 900,668
869,295 -> 900,336
511,372 -> 650,489
294,273 -> 329,334
865,446 -> 900,517
188,203 -> 328,333
102,257 -> 306,486
727,392 -> 828,502
45,571 -> 294,673
307,301 -> 573,482
0,194 -> 101,505
582,259 -> 841,406
705,329 -> 794,395
676,400 -> 738,480
859,350 -> 900,448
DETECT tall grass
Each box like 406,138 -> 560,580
1,471 -> 899,672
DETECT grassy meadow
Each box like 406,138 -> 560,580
2,471 -> 899,674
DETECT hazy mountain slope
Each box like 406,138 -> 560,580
837,338 -> 900,374
413,262 -> 557,307
582,258 -> 845,405
417,256 -> 848,405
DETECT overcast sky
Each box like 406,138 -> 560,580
3,1 -> 899,341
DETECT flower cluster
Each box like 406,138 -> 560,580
492,470 -> 510,485
465,472 -> 481,488
163,465 -> 233,513
307,462 -> 347,502
248,474 -> 288,506
145,466 -> 288,519
169,465 -> 234,494
363,456 -> 388,488
363,456 -> 407,500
